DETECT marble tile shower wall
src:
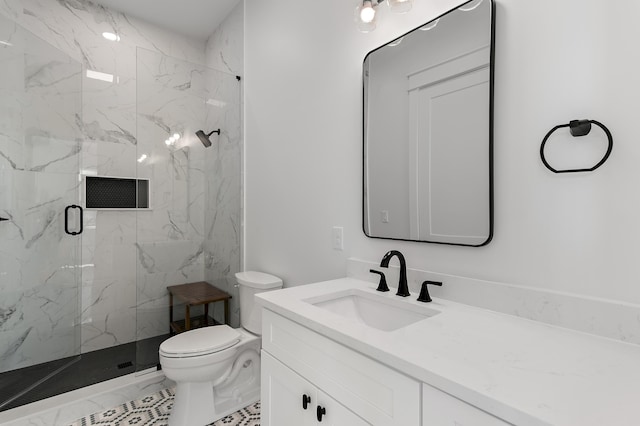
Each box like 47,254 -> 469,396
135,48 -> 207,340
203,69 -> 242,328
0,0 -> 243,367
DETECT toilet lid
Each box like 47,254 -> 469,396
160,325 -> 241,358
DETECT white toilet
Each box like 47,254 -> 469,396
159,272 -> 283,426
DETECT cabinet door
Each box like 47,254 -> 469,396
262,351 -> 371,426
316,390 -> 370,426
262,351 -> 316,426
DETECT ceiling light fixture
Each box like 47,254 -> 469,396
458,0 -> 484,11
420,19 -> 439,31
355,0 -> 413,33
360,0 -> 376,22
388,37 -> 404,47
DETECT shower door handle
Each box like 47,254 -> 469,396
64,205 -> 83,235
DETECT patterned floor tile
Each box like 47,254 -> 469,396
68,388 -> 260,426
209,402 -> 260,425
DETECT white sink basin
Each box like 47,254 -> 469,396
305,288 -> 440,331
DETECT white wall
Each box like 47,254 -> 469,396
245,0 -> 640,305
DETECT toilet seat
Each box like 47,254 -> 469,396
160,325 -> 241,358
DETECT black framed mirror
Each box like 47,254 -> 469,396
363,0 -> 494,246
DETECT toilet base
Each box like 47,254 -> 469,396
168,376 -> 260,426
170,381 -> 216,426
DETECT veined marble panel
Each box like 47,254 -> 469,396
203,68 -> 242,328
80,211 -> 137,352
0,170 -> 80,287
0,0 -> 205,67
0,173 -> 82,372
136,48 -> 207,247
0,15 -> 83,372
205,2 -> 244,77
0,284 -> 80,372
136,240 -> 204,339
80,278 -> 136,353
81,76 -> 137,177
136,241 -> 204,278
0,18 -> 81,175
81,211 -> 136,282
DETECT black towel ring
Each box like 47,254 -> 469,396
540,119 -> 613,173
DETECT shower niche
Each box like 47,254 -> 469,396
84,176 -> 151,209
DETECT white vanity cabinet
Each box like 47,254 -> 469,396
261,309 -> 421,425
262,352 -> 368,425
261,308 -> 511,426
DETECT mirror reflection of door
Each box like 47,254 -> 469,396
363,0 -> 493,246
408,48 -> 490,244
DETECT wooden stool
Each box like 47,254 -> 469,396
167,281 -> 232,334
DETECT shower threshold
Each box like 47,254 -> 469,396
0,333 -> 170,412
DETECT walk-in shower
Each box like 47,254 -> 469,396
0,15 -> 242,411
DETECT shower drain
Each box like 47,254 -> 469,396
117,361 -> 134,369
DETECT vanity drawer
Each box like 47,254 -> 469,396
262,309 -> 421,426
422,383 -> 512,425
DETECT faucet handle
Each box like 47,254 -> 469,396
417,280 -> 442,303
369,269 -> 389,292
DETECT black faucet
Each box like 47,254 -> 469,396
380,250 -> 410,297
369,269 -> 389,292
417,280 -> 443,303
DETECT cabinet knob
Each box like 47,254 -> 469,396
302,394 -> 311,410
316,405 -> 326,422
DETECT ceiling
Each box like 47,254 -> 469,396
91,0 -> 241,40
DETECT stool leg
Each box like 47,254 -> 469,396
224,299 -> 229,325
204,303 -> 209,326
169,293 -> 174,334
185,305 -> 191,331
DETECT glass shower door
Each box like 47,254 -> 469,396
134,48 -> 242,371
0,16 -> 83,410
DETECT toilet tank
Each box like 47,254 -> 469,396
236,271 -> 283,335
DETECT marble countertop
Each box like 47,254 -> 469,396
256,278 -> 640,426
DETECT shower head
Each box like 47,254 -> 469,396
195,129 -> 220,147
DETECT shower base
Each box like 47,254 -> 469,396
0,333 -> 170,412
